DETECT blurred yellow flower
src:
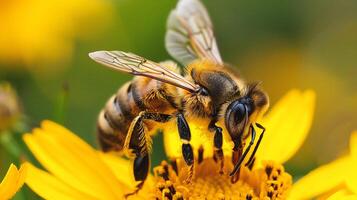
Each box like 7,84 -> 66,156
22,89 -> 315,199
0,163 -> 28,199
289,131 -> 357,200
0,82 -> 21,131
0,0 -> 113,69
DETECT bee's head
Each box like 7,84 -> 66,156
225,83 -> 269,142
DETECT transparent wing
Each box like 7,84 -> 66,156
165,0 -> 223,66
89,50 -> 199,92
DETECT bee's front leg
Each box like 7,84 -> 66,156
230,124 -> 257,182
209,121 -> 224,174
245,123 -> 266,168
176,113 -> 194,183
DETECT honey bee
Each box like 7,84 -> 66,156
89,0 -> 269,195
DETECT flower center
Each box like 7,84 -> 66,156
151,158 -> 292,200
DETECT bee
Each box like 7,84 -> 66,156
89,0 -> 269,195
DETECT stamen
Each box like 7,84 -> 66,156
162,188 -> 172,199
151,158 -> 292,199
170,159 -> 178,175
165,180 -> 176,194
173,193 -> 184,200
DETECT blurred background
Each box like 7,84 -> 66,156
0,0 -> 356,198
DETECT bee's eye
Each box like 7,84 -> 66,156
233,103 -> 246,123
225,101 -> 247,139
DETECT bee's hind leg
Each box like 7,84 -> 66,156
209,121 -> 224,174
124,111 -> 172,198
176,113 -> 195,183
124,154 -> 149,198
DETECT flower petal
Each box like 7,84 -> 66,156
23,120 -> 126,199
345,131 -> 357,194
25,163 -> 97,200
99,152 -> 155,194
349,131 -> 357,158
256,89 -> 316,163
98,152 -> 136,187
14,163 -> 28,197
42,120 -> 127,196
0,163 -> 27,199
289,156 -> 349,200
327,190 -> 357,200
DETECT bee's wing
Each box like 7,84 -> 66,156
165,0 -> 223,66
89,50 -> 199,92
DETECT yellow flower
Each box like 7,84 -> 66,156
23,89 -> 315,199
289,131 -> 357,200
0,82 -> 21,131
0,0 -> 112,68
0,163 -> 28,199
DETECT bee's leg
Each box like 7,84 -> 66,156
177,113 -> 194,183
128,154 -> 149,196
124,111 -> 172,197
230,124 -> 256,177
245,123 -> 266,168
231,141 -> 243,183
198,145 -> 204,164
209,122 -> 224,174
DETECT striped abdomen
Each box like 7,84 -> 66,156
97,76 -> 178,152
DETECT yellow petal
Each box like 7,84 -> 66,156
256,89 -> 316,163
13,163 -> 28,197
345,131 -> 357,194
23,120 -> 126,199
327,190 -> 357,200
41,121 -> 127,196
0,163 -> 27,199
98,152 -> 155,193
99,152 -> 135,187
25,163 -> 97,200
289,156 -> 350,200
349,131 -> 357,158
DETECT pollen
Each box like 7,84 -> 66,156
151,159 -> 292,200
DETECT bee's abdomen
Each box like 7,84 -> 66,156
97,82 -> 138,152
97,78 -> 178,152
